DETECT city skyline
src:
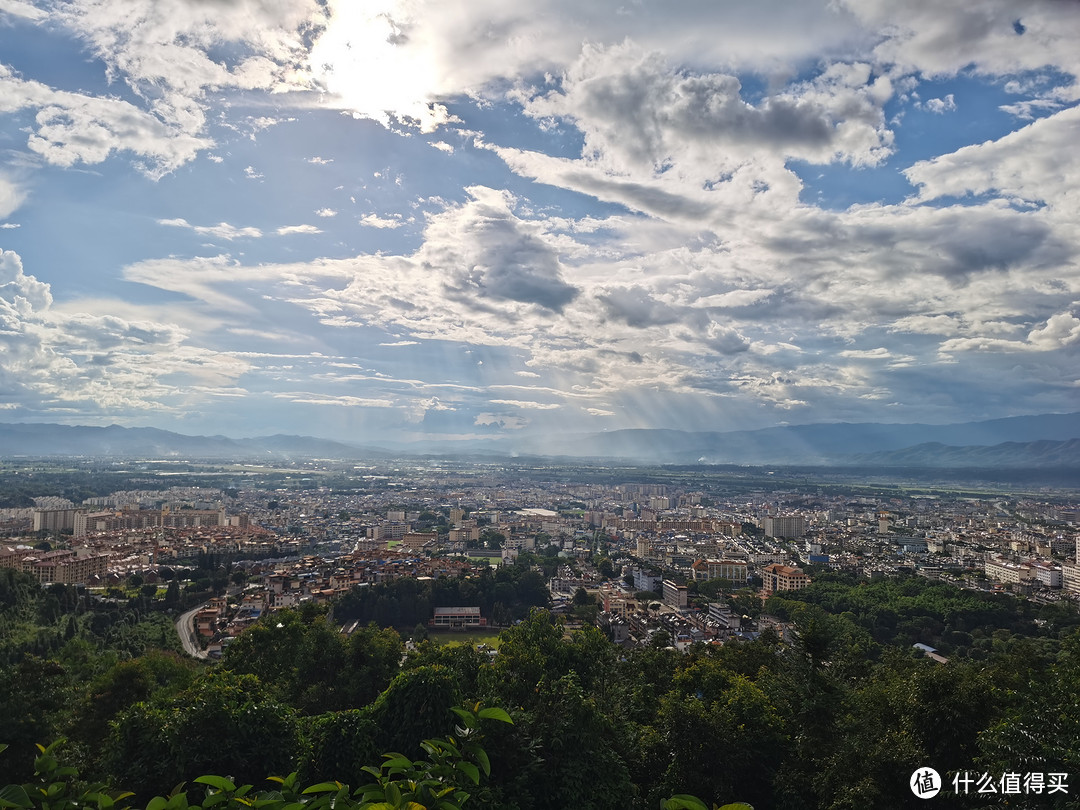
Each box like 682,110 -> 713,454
1,1 -> 1078,445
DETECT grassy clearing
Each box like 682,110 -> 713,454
425,628 -> 503,649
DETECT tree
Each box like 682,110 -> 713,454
479,529 -> 505,550
163,579 -> 180,608
656,671 -> 786,809
368,666 -> 462,756
0,657 -> 72,782
103,670 -> 300,800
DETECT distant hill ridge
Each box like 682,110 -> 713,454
520,412 -> 1080,465
0,412 -> 1078,467
0,423 -> 376,460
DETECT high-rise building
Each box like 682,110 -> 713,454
32,508 -> 79,534
762,515 -> 806,539
662,579 -> 688,609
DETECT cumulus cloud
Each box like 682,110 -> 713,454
522,43 -> 894,178
905,105 -> 1080,209
0,64 -> 212,177
277,224 -> 323,235
308,0 -> 870,132
55,0 -> 326,100
0,249 -> 249,415
359,213 -> 404,229
918,94 -> 956,114
836,0 -> 1080,89
940,311 -> 1080,354
475,412 -> 529,430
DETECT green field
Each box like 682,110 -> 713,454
425,628 -> 503,648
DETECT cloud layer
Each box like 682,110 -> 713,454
0,0 -> 1077,439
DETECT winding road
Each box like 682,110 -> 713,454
174,603 -> 209,659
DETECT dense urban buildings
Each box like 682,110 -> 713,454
1,458 -> 1078,659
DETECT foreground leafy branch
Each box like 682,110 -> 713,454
2,714 -> 750,810
0,705 -> 513,810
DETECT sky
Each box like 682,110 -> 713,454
0,0 -> 1078,447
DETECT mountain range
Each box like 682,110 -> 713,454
1,412 -> 1079,468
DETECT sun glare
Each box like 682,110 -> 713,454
311,1 -> 452,132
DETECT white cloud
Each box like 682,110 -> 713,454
0,175 -> 24,219
315,208 -> 338,217
522,43 -> 894,179
919,94 -> 956,114
158,218 -> 263,240
359,213 -> 404,229
0,249 -> 250,416
839,347 -> 892,359
488,399 -> 561,410
275,393 -> 395,408
940,311 -> 1080,355
905,105 -> 1080,210
836,0 -> 1080,90
308,0 -> 870,133
0,64 -> 212,177
474,412 -> 528,429
277,224 -> 323,235
0,1 -> 45,21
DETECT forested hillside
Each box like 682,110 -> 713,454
3,568 -> 1080,808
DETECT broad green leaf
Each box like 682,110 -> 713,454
476,707 -> 512,724
301,783 -> 343,794
472,748 -> 490,777
455,762 -> 479,786
0,784 -> 32,809
448,707 -> 476,729
386,782 -> 401,806
662,796 -> 710,810
194,776 -> 236,793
